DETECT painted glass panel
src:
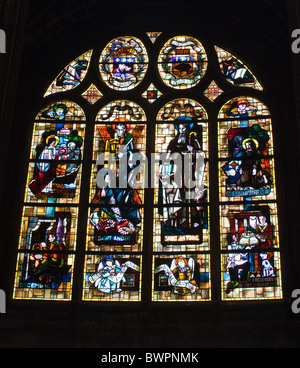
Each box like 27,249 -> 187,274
44,50 -> 92,97
218,97 -> 275,201
153,207 -> 210,252
146,32 -> 162,43
13,100 -> 85,301
218,96 -> 270,120
83,254 -> 142,301
95,100 -> 146,123
152,254 -> 210,301
36,100 -> 86,121
81,84 -> 103,105
215,46 -> 263,90
13,205 -> 78,300
154,99 -> 209,250
99,36 -> 148,91
14,253 -> 74,300
218,96 -> 282,301
156,98 -> 208,121
152,98 -> 210,302
87,204 -> 144,252
222,251 -> 282,300
220,203 -> 280,251
26,121 -> 84,204
158,36 -> 207,89
84,100 -> 146,301
17,205 -> 78,251
88,101 -> 146,253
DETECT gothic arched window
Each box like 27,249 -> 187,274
13,33 -> 283,302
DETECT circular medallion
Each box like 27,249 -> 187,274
99,36 -> 149,91
158,36 -> 208,89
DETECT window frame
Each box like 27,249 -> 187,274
12,32 -> 284,305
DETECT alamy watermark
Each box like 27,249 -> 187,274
291,29 -> 300,54
0,289 -> 6,313
96,147 -> 206,199
0,29 -> 6,53
291,290 -> 300,314
290,31 -> 300,314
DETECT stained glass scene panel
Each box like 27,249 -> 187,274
99,36 -> 148,91
154,122 -> 209,203
220,203 -> 282,300
13,205 -> 78,300
153,206 -> 209,252
14,253 -> 74,300
218,119 -> 273,159
219,158 -> 277,202
220,203 -> 280,250
44,50 -> 92,97
156,98 -> 208,121
218,121 -> 276,201
25,121 -> 85,204
17,205 -> 79,251
218,98 -> 275,201
153,98 -> 209,252
36,101 -> 86,121
158,36 -> 208,89
152,253 -> 210,302
87,205 -> 144,252
222,251 -> 282,300
95,100 -> 146,124
215,46 -> 263,91
90,101 -> 147,253
83,254 -> 142,301
91,123 -> 147,193
218,97 -> 270,120
88,121 -> 146,252
155,98 -> 209,202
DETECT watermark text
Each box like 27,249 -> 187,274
291,29 -> 300,54
291,289 -> 300,314
0,290 -> 6,313
96,147 -> 205,198
0,29 -> 6,53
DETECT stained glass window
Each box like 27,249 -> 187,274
14,33 -> 283,304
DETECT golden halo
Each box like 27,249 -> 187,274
242,137 -> 259,150
46,135 -> 59,146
